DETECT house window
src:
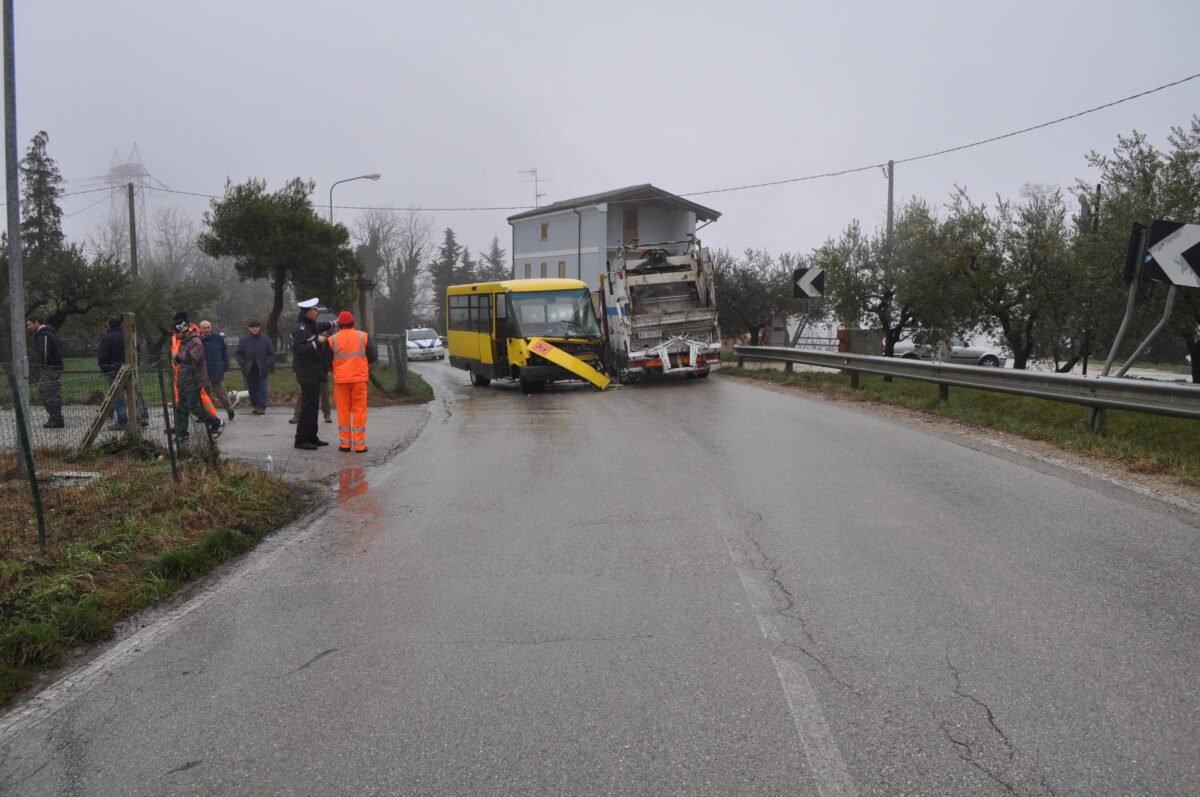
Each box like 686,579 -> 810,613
524,263 -> 532,279
558,261 -> 566,278
540,262 -> 547,278
540,223 -> 548,241
623,208 -> 639,245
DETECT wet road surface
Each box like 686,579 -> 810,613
1,364 -> 1198,795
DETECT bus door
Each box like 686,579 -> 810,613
493,293 -> 510,372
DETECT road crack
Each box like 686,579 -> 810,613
940,652 -> 1030,795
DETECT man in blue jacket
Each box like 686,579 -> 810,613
97,315 -> 149,431
198,319 -> 235,420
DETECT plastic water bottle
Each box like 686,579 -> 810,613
265,454 -> 274,473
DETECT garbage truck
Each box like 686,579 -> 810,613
597,239 -> 721,383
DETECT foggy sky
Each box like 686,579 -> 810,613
7,0 -> 1200,262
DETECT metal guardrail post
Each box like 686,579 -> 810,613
7,368 -> 46,552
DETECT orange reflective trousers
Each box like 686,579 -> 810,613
334,382 -> 368,451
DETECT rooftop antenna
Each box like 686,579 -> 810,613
518,167 -> 547,207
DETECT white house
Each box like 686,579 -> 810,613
505,184 -> 721,290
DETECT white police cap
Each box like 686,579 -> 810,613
297,297 -> 320,309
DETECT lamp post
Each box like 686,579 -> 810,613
328,172 -> 381,223
328,173 -> 382,339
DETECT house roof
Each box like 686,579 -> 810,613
506,183 -> 721,224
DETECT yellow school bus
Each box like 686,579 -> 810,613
446,278 -> 609,392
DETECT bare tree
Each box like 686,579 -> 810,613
86,209 -> 129,263
147,206 -> 203,282
373,208 -> 433,331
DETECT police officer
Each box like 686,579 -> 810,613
291,297 -> 332,450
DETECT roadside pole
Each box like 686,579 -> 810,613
4,0 -> 33,459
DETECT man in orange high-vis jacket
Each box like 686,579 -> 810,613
170,313 -> 221,423
328,311 -> 378,452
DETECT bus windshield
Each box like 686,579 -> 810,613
509,289 -> 601,339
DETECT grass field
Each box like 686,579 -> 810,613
719,364 -> 1200,489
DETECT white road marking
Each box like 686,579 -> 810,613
730,563 -> 857,797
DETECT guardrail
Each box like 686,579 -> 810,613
732,346 -> 1200,422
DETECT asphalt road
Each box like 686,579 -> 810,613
1,363 -> 1197,795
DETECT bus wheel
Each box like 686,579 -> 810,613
471,371 -> 490,387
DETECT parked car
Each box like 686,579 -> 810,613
892,334 -> 1006,367
406,326 -> 445,360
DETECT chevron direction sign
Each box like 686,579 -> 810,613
793,267 -> 825,299
1145,220 -> 1200,289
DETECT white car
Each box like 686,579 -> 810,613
892,334 -> 1006,367
406,327 -> 445,361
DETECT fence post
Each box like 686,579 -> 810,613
7,368 -> 46,552
850,371 -> 860,389
392,339 -> 408,394
157,357 -> 180,483
123,312 -> 141,439
938,383 -> 950,403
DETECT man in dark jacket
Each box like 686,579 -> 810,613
97,315 -> 149,431
235,320 -> 276,415
26,313 -> 64,428
198,320 -> 235,420
291,297 -> 332,450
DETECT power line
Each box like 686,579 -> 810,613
144,185 -> 534,212
680,70 -> 1200,198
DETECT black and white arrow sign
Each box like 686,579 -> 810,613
793,267 -> 825,299
1146,220 -> 1200,289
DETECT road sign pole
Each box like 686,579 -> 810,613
1091,224 -> 1148,433
1115,285 -> 1178,378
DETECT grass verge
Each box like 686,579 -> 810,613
0,449 -> 301,706
222,366 -> 434,408
719,364 -> 1200,489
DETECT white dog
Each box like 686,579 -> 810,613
227,389 -> 250,409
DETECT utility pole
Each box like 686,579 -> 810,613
882,160 -> 896,381
4,0 -> 32,446
127,182 -> 138,276
886,160 -> 895,240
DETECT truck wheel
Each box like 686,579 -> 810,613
696,369 -> 710,378
470,371 -> 490,387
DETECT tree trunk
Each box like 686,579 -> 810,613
266,266 -> 287,346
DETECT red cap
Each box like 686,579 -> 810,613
337,311 -> 355,326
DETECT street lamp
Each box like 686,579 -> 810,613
328,173 -> 381,223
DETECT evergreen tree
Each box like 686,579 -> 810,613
478,235 -> 510,281
428,228 -> 462,332
19,130 -> 66,271
17,131 -> 131,333
456,247 -> 477,284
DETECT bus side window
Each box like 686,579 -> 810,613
449,295 -> 468,330
480,294 -> 492,333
